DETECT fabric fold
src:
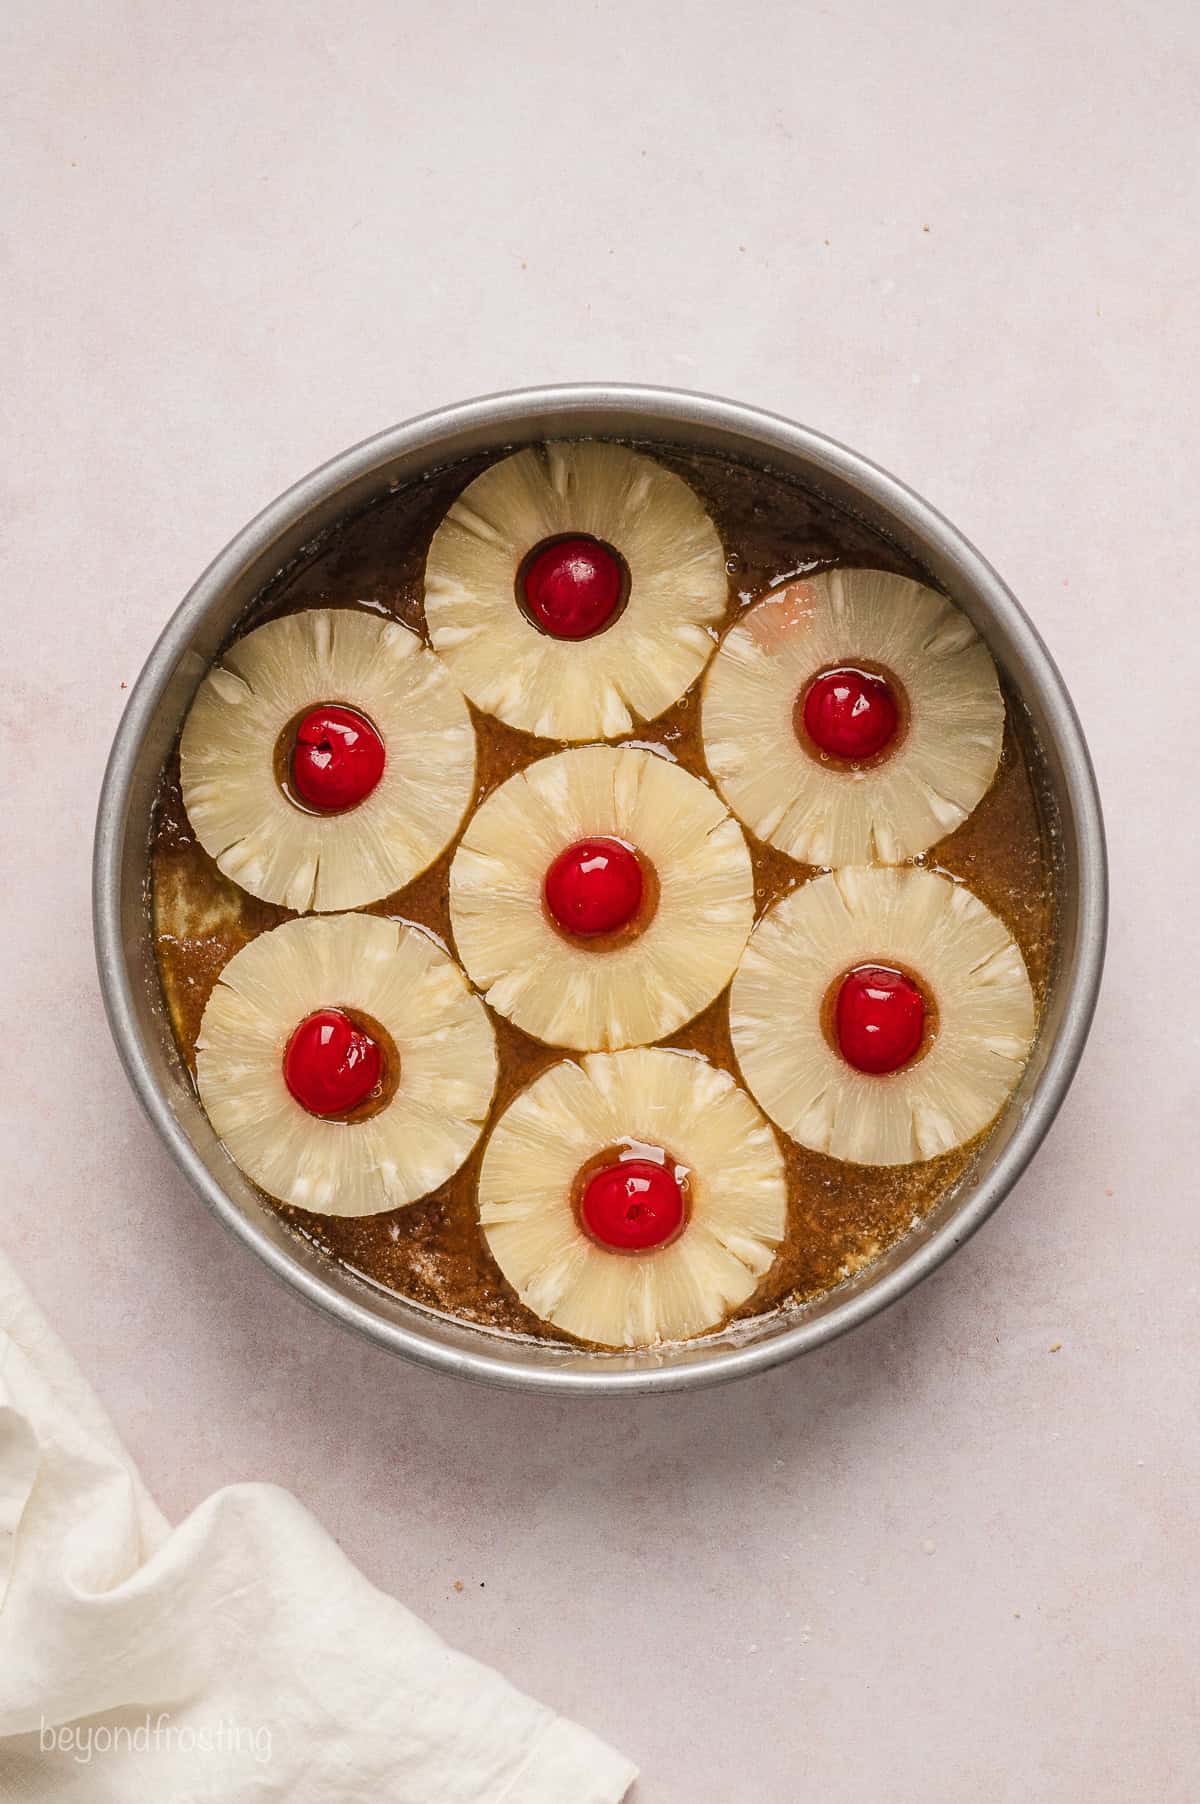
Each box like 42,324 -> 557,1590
0,1254 -> 636,1803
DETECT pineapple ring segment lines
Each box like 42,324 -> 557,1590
424,441 -> 729,740
450,744 -> 756,1051
703,569 -> 1005,867
180,608 -> 476,912
167,442 -> 1046,1339
478,1048 -> 787,1346
196,913 -> 498,1215
730,867 -> 1036,1167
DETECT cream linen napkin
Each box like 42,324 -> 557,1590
0,1254 -> 636,1802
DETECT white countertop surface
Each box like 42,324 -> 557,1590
5,2 -> 1195,1798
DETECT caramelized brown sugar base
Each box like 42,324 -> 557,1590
151,443 -> 1057,1348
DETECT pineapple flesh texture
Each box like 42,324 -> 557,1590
197,913 -> 497,1214
450,744 -> 755,1051
730,867 -> 1036,1167
181,609 -> 475,912
703,571 -> 1004,867
425,442 -> 728,740
479,1048 -> 787,1346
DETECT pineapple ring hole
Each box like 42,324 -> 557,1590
573,1141 -> 691,1253
274,703 -> 387,815
542,837 -> 660,950
794,661 -> 910,770
516,534 -> 631,641
821,963 -> 938,1076
283,1006 -> 401,1122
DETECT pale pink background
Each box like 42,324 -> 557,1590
3,3 -> 1196,1799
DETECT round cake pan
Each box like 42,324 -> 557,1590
93,385 -> 1107,1395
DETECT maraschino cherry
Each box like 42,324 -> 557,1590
291,705 -> 385,812
521,536 -> 625,640
834,965 -> 926,1075
802,667 -> 899,762
284,1009 -> 383,1116
544,838 -> 644,938
580,1158 -> 685,1251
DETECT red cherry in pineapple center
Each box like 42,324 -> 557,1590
544,837 -> 644,938
291,704 -> 385,812
581,1158 -> 685,1251
802,666 -> 899,762
284,1009 -> 383,1117
834,965 -> 926,1075
520,535 -> 626,640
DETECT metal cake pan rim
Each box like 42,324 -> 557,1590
93,383 -> 1107,1395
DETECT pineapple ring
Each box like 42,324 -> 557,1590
196,913 -> 497,1215
180,608 -> 475,912
703,570 -> 1005,866
730,867 -> 1036,1167
424,442 -> 728,740
479,1048 -> 787,1347
450,744 -> 755,1051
